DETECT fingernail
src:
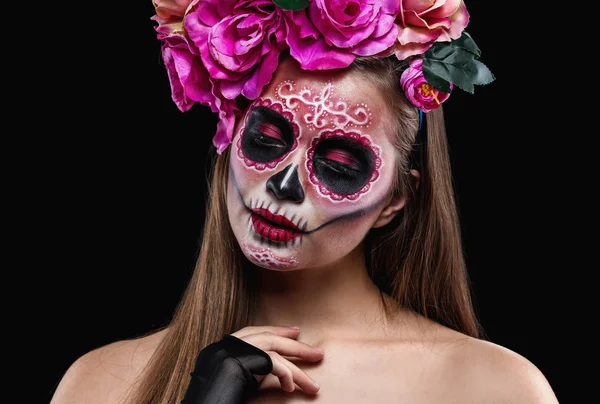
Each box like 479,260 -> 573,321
287,326 -> 300,330
313,347 -> 324,353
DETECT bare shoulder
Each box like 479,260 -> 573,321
50,328 -> 168,404
429,327 -> 559,404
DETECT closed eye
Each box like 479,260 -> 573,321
241,105 -> 295,163
251,122 -> 286,148
258,122 -> 284,141
252,132 -> 286,148
316,157 -> 361,176
322,149 -> 361,169
310,133 -> 375,196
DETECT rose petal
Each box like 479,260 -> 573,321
397,24 -> 441,45
308,0 -> 377,48
393,41 -> 431,61
352,24 -> 398,56
153,0 -> 193,19
426,0 -> 463,18
446,1 -> 469,39
162,46 -> 193,112
241,48 -> 281,99
285,20 -> 356,69
284,10 -> 320,39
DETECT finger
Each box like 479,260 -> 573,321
270,352 -> 320,394
232,326 -> 300,340
244,333 -> 324,361
269,353 -> 295,393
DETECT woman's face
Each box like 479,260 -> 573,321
227,58 -> 399,271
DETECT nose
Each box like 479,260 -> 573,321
266,163 -> 304,202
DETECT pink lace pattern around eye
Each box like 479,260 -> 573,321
306,129 -> 382,202
236,98 -> 300,171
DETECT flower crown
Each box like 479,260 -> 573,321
151,0 -> 495,154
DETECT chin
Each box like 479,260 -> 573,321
240,240 -> 301,271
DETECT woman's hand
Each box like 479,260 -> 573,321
181,325 -> 323,403
231,325 -> 323,394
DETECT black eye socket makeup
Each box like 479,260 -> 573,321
241,106 -> 295,163
312,137 -> 374,195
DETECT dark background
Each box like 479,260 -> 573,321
33,1 -> 570,403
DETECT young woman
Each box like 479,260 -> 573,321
51,1 -> 559,403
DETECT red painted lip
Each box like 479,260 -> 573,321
250,208 -> 302,242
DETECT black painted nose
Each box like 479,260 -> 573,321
266,163 -> 304,202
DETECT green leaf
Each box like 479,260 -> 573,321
422,64 -> 452,93
426,42 -> 477,67
451,31 -> 481,57
273,0 -> 309,10
463,60 -> 496,86
444,63 -> 475,93
425,41 -> 455,60
421,31 -> 495,94
423,59 -> 474,93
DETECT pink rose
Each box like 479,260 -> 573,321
160,35 -> 216,112
283,10 -> 356,70
285,0 -> 399,69
185,0 -> 287,100
400,58 -> 452,112
159,32 -> 240,153
152,13 -> 217,113
394,0 -> 469,60
151,12 -> 186,38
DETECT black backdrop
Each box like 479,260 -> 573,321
35,1 -> 570,403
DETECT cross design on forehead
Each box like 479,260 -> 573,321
275,80 -> 372,131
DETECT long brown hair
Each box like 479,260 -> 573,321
124,56 -> 482,404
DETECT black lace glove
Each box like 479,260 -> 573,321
181,334 -> 273,404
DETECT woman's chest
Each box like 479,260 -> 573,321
247,341 -> 464,404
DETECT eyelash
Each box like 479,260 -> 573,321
316,157 -> 361,177
251,131 -> 286,148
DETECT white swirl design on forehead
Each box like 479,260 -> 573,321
276,80 -> 371,130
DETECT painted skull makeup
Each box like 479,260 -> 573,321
236,81 -> 383,202
227,58 -> 399,271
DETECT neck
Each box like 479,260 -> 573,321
250,243 -> 395,342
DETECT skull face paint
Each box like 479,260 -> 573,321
227,57 -> 399,271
